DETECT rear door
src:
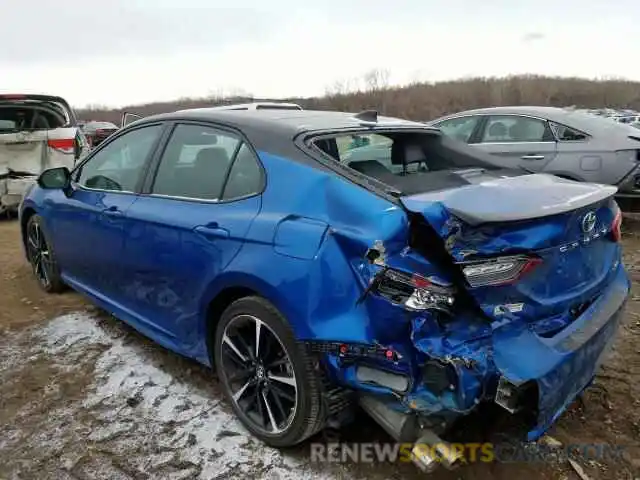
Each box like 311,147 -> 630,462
472,114 -> 558,172
120,122 -> 263,341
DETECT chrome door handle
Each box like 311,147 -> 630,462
521,154 -> 545,160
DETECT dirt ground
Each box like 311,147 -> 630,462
1,218 -> 639,480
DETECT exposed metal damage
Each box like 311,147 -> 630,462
298,172 -> 629,471
0,94 -> 87,214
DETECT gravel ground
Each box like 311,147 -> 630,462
1,219 -> 639,480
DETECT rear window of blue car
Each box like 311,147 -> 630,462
311,130 -> 503,194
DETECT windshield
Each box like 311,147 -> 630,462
312,130 -> 504,195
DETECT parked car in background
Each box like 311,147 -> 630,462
20,108 -> 628,473
81,120 -> 118,148
0,93 -> 88,215
427,106 -> 640,207
616,115 -> 640,124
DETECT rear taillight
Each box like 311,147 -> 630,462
461,255 -> 542,287
611,206 -> 622,242
47,138 -> 75,154
369,267 -> 456,313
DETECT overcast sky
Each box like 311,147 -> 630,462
1,0 -> 638,108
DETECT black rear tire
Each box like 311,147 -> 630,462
25,214 -> 66,293
214,296 -> 325,447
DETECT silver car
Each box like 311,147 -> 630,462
427,106 -> 640,202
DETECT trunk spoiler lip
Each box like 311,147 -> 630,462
400,173 -> 618,226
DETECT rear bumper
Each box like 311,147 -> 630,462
324,262 -> 629,441
492,262 -> 630,440
0,177 -> 36,212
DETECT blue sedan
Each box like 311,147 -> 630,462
19,108 -> 629,471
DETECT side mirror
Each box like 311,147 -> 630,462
38,167 -> 71,191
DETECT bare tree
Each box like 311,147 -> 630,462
77,74 -> 640,124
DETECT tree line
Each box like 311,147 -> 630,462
77,72 -> 640,124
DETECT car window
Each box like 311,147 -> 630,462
481,116 -> 552,143
339,133 -> 397,168
0,119 -> 16,130
221,143 -> 263,200
76,124 -> 162,192
550,123 -> 588,141
326,133 -> 432,176
152,124 -> 240,200
434,116 -> 481,143
313,130 -> 500,196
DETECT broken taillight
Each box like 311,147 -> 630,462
611,205 -> 622,242
373,267 -> 455,312
461,255 -> 542,288
47,138 -> 75,154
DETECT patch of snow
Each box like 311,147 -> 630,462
26,312 -> 337,479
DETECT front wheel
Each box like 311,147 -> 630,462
214,296 -> 325,447
25,214 -> 65,293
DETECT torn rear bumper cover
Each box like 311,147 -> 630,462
319,261 -> 629,442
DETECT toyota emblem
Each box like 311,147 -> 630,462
581,211 -> 597,233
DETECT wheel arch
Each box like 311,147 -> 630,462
201,272 -> 308,366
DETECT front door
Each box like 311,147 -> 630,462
119,123 -> 264,344
46,123 -> 165,301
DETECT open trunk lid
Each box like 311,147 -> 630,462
401,173 -> 621,330
0,94 -> 79,209
0,94 -> 77,174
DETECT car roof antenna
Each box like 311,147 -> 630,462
353,110 -> 378,124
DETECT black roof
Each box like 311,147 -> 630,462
137,108 -> 430,138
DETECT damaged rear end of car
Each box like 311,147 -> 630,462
298,120 -> 630,471
0,94 -> 85,214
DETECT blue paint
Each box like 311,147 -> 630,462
21,134 -> 630,444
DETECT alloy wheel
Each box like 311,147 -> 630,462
219,314 -> 298,435
26,221 -> 52,288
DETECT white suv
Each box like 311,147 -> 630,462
0,94 -> 89,214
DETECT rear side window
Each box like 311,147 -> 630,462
221,143 -> 263,200
151,124 -> 240,200
550,123 -> 588,141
